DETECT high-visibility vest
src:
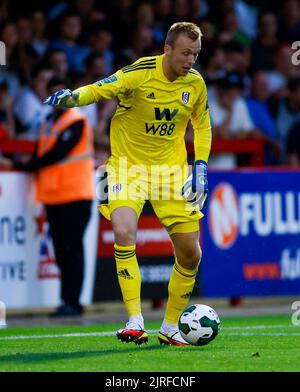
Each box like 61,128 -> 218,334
36,108 -> 94,204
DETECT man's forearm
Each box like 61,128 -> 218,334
194,126 -> 212,163
73,84 -> 102,106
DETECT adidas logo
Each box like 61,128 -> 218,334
117,269 -> 133,280
146,92 -> 155,99
181,291 -> 192,299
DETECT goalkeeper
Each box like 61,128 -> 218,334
45,22 -> 212,346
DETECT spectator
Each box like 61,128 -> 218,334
134,1 -> 155,29
10,44 -> 39,85
49,10 -> 90,75
198,18 -> 215,44
217,8 -> 252,48
208,71 -> 258,168
73,0 -> 105,29
273,44 -> 300,79
266,44 -> 300,98
272,77 -> 300,162
152,0 -> 173,44
222,41 -> 251,92
0,67 -> 20,100
75,52 -> 106,131
16,16 -> 32,47
125,24 -> 154,61
190,0 -> 210,21
7,17 -> 38,84
77,51 -> 113,161
172,0 -> 191,21
14,65 -> 53,139
155,0 -> 173,25
47,1 -> 69,22
278,0 -> 300,44
0,80 -> 15,139
79,52 -> 106,85
286,121 -> 300,166
0,21 -> 18,65
87,24 -> 114,75
201,45 -> 226,89
107,0 -> 134,50
251,11 -> 278,72
246,71 -> 281,164
31,9 -> 49,56
44,49 -> 69,79
234,0 -> 258,39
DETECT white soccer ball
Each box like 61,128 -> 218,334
178,304 -> 220,346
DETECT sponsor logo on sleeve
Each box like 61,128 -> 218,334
101,75 -> 118,84
94,74 -> 118,86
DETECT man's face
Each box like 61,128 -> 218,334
33,70 -> 54,98
218,87 -> 240,109
252,71 -> 269,101
164,33 -> 201,77
61,16 -> 81,40
50,52 -> 68,74
89,58 -> 105,79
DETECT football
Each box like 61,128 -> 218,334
178,304 -> 220,346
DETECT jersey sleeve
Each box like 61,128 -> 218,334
191,79 -> 212,163
74,63 -> 144,106
74,70 -> 126,105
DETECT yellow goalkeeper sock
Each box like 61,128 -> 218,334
164,261 -> 198,325
114,244 -> 141,317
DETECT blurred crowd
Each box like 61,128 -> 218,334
0,0 -> 300,166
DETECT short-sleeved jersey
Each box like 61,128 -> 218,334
76,54 -> 211,168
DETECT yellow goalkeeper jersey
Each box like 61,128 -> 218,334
75,54 -> 211,168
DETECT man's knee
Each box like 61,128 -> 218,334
113,224 -> 136,245
111,207 -> 137,246
177,244 -> 202,270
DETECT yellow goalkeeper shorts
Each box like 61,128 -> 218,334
97,158 -> 203,235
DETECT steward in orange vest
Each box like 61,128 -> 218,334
36,106 -> 94,204
12,106 -> 94,204
11,76 -> 95,317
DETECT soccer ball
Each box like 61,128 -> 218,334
178,304 -> 220,346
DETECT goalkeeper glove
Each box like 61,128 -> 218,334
43,89 -> 79,107
181,160 -> 209,211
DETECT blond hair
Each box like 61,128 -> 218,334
165,22 -> 202,46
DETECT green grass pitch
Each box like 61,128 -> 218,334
0,314 -> 299,372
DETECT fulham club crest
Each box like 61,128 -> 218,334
113,183 -> 122,193
182,91 -> 190,104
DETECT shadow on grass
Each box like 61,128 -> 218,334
0,344 -> 174,364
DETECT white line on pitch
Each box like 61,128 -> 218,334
0,331 -> 117,341
0,324 -> 299,341
224,332 -> 300,336
222,324 -> 296,330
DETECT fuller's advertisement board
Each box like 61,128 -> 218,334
201,169 -> 300,296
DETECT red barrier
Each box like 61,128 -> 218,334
0,139 -> 36,153
187,138 -> 265,167
1,138 -> 264,167
98,215 -> 174,259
